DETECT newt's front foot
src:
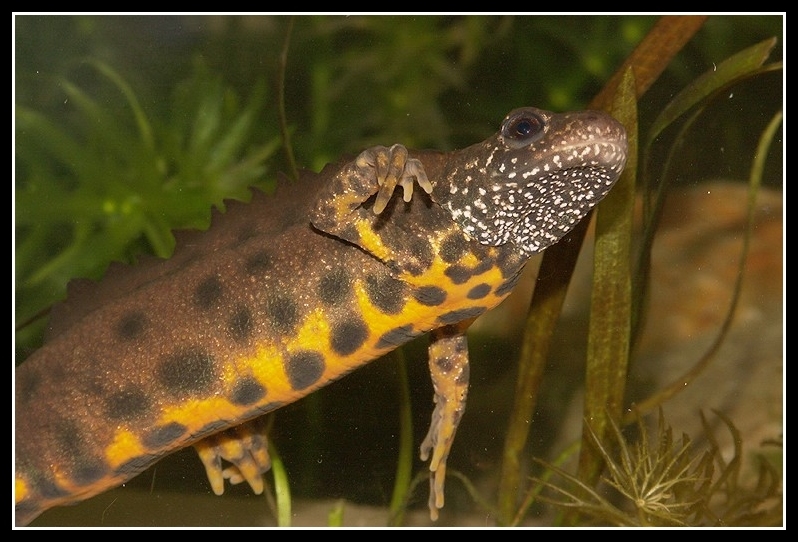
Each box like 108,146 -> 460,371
355,144 -> 432,214
311,143 -> 432,233
310,143 -> 434,266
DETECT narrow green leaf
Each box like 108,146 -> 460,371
577,66 -> 637,487
87,59 -> 155,151
278,16 -> 299,181
269,441 -> 292,527
387,348 -> 413,526
207,80 -> 267,179
189,84 -> 224,159
646,37 -> 777,145
15,107 -> 93,181
327,500 -> 345,527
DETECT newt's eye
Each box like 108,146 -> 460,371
502,111 -> 545,147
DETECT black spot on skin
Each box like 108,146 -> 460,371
116,453 -> 160,477
364,273 -> 407,314
376,325 -> 419,349
265,295 -> 299,334
413,286 -> 447,306
194,276 -> 223,309
330,318 -> 368,356
318,268 -> 351,306
228,305 -> 253,342
56,421 -> 87,457
434,337 -> 467,374
436,356 -> 454,373
467,283 -> 491,299
328,176 -> 351,202
16,370 -> 40,406
158,348 -> 216,394
235,224 -> 257,244
407,237 -> 434,274
245,250 -> 273,275
143,422 -> 188,449
285,351 -> 325,391
230,377 -> 267,406
390,238 -> 434,277
379,227 -> 434,276
444,265 -> 472,285
116,311 -> 147,340
106,388 -> 150,420
72,462 -> 109,486
437,307 -> 486,325
329,177 -> 346,198
49,424 -> 109,484
440,233 -> 469,263
28,477 -> 69,500
471,258 -> 495,276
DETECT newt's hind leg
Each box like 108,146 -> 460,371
194,417 -> 271,496
420,320 -> 474,521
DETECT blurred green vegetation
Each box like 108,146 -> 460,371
13,15 -> 782,344
13,15 -> 783,526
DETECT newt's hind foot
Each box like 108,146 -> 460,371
194,418 -> 271,496
420,324 -> 471,521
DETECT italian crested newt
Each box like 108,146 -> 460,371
15,107 -> 627,525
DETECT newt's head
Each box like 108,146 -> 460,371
436,107 -> 628,256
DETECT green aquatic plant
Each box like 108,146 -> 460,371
15,58 -> 281,351
530,410 -> 782,526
